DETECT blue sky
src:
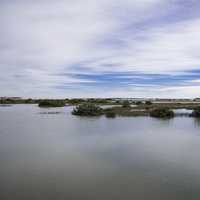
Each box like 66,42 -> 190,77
0,0 -> 200,98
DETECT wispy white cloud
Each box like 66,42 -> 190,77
0,0 -> 200,97
189,79 -> 200,83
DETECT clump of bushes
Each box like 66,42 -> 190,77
0,98 -> 17,104
24,98 -> 34,104
145,101 -> 152,106
67,98 -> 86,105
191,107 -> 200,117
136,101 -> 143,105
72,103 -> 103,116
105,111 -> 116,118
122,100 -> 131,108
87,98 -> 109,104
38,100 -> 66,107
150,108 -> 174,118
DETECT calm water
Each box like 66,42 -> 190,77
0,105 -> 200,200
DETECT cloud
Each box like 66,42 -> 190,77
0,0 -> 200,97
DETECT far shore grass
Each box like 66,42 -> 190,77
1,98 -> 200,118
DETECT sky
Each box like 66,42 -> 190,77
0,0 -> 200,98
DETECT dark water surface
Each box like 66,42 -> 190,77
0,105 -> 200,200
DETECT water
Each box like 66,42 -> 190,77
0,104 -> 200,200
174,109 -> 193,116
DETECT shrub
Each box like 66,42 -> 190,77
24,98 -> 33,104
122,100 -> 131,108
72,103 -> 103,116
38,100 -> 65,107
150,108 -> 174,118
105,111 -> 116,118
145,101 -> 152,105
0,98 -> 15,104
87,98 -> 109,104
191,107 -> 200,117
136,101 -> 143,105
67,99 -> 86,104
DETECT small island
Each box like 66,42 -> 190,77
72,103 -> 103,116
69,99 -> 200,119
150,108 -> 174,118
72,103 -> 175,118
38,100 -> 66,107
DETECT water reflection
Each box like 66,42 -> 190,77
194,118 -> 200,127
0,105 -> 200,200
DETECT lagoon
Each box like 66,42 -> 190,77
0,104 -> 200,200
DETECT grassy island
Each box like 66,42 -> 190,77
38,100 -> 66,107
72,103 -> 103,116
72,103 -> 148,117
122,100 -> 131,108
105,111 -> 116,118
72,103 -> 176,118
104,106 -> 149,117
150,108 -> 174,118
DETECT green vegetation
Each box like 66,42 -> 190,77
87,98 -> 110,104
105,111 -> 116,118
104,106 -> 148,117
0,98 -> 19,104
136,101 -> 143,105
150,108 -> 174,118
72,103 -> 148,117
72,103 -> 103,116
122,100 -> 131,108
0,98 -> 37,104
67,98 -> 86,105
67,98 -> 118,105
2,97 -> 200,119
191,107 -> 200,117
38,100 -> 66,107
24,98 -> 34,104
145,101 -> 153,106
